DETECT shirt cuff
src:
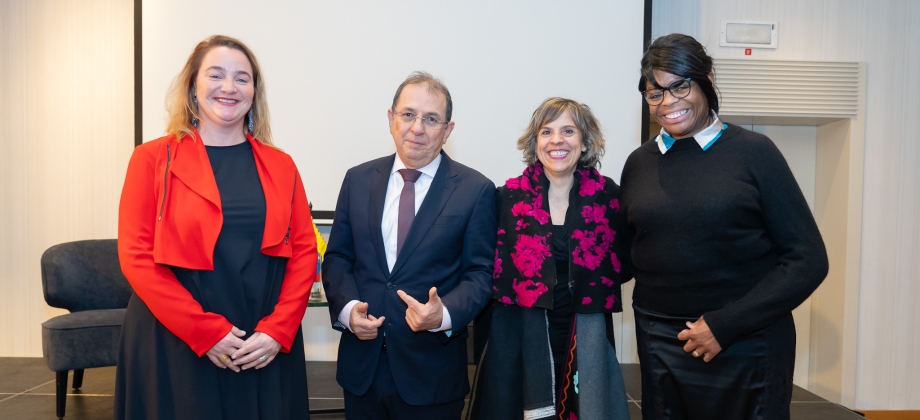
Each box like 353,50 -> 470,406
428,305 -> 452,335
338,300 -> 360,333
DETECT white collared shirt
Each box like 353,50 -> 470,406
656,111 -> 725,154
337,153 -> 452,334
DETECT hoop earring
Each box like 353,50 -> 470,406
191,96 -> 199,127
247,108 -> 254,133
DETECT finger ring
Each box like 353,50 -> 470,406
219,354 -> 231,363
692,351 -> 701,358
258,355 -> 267,362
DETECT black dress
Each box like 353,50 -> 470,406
115,141 -> 310,420
547,224 -> 572,399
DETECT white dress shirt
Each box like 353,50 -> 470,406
337,153 -> 453,334
655,111 -> 725,154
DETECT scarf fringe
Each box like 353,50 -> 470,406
523,406 -> 555,420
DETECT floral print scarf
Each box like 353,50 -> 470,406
492,162 -> 626,313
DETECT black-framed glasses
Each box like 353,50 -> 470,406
394,111 -> 448,129
641,77 -> 692,105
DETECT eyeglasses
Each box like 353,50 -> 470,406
394,111 -> 448,129
641,78 -> 692,105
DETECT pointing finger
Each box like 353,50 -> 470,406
397,290 -> 422,309
371,316 -> 385,327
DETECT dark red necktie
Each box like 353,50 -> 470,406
397,169 -> 422,257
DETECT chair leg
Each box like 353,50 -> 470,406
72,369 -> 84,389
56,370 -> 68,419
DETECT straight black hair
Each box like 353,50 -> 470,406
638,33 -> 719,113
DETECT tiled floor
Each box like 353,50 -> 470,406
0,358 -> 865,419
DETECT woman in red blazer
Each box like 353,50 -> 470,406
115,35 -> 316,420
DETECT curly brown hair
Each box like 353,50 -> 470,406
517,97 -> 605,169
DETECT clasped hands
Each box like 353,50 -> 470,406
677,316 -> 723,363
206,326 -> 281,372
350,287 -> 444,341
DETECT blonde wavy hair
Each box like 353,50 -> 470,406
165,35 -> 274,147
517,97 -> 605,169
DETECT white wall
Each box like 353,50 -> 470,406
0,0 -> 645,358
653,0 -> 920,410
142,0 -> 646,362
0,0 -> 135,356
141,0 -> 645,210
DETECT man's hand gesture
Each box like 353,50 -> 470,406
397,287 -> 444,332
350,301 -> 385,340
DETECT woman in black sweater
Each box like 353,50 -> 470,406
619,33 -> 829,419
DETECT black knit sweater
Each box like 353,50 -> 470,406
618,123 -> 829,348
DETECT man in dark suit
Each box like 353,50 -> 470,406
322,72 -> 497,419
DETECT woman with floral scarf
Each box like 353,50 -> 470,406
467,98 -> 630,420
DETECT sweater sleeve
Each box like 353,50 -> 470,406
614,168 -> 636,285
117,144 -> 233,357
704,137 -> 829,348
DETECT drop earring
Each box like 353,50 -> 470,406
191,96 -> 199,127
248,108 -> 254,133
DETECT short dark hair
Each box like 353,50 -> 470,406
391,71 -> 453,121
638,33 -> 719,113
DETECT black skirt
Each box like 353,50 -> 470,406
115,141 -> 309,420
633,305 -> 795,420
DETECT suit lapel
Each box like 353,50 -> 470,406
168,132 -> 222,210
368,155 -> 394,276
389,153 -> 457,278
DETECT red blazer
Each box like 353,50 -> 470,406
118,131 -> 316,357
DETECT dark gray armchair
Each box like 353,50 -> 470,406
40,239 -> 132,419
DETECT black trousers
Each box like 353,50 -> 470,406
634,305 -> 796,420
343,349 -> 465,420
